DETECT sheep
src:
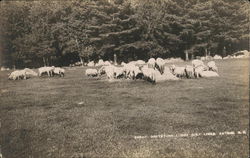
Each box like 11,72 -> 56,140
85,68 -> 98,77
162,67 -> 179,80
147,58 -> 156,69
192,59 -> 205,68
213,55 -> 222,60
123,63 -> 142,79
185,65 -> 195,78
87,61 -> 95,67
38,66 -> 55,77
24,68 -> 38,77
200,71 -> 219,77
8,70 -> 27,80
141,66 -> 157,82
96,59 -> 104,67
170,65 -> 186,78
135,60 -> 146,67
113,66 -> 125,79
53,67 -> 65,77
194,65 -> 207,78
104,65 -> 116,79
155,58 -> 165,74
104,61 -> 112,66
121,62 -> 126,66
207,61 -> 218,72
98,66 -> 107,76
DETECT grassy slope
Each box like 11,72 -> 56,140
0,59 -> 249,158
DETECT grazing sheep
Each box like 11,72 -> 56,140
192,59 -> 205,68
141,66 -> 157,82
85,68 -> 98,77
147,58 -> 156,69
24,68 -> 38,77
96,59 -> 105,67
207,61 -> 218,72
8,68 -> 37,80
87,61 -> 95,67
53,67 -> 65,77
185,65 -> 195,78
213,55 -> 222,60
121,62 -> 126,66
200,71 -> 219,77
104,65 -> 115,79
8,70 -> 26,80
114,66 -> 125,79
155,58 -> 165,74
104,61 -> 112,66
135,60 -> 146,66
170,65 -> 186,78
223,55 -> 232,59
162,67 -> 179,80
124,63 -> 141,79
98,66 -> 107,76
194,65 -> 207,78
1,67 -> 10,71
38,66 -> 55,77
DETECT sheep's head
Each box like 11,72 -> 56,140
170,65 -> 175,72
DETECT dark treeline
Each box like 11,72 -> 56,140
0,0 -> 249,68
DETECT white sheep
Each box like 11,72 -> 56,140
200,71 -> 219,77
114,66 -> 125,79
135,60 -> 146,66
8,70 -> 26,80
104,61 -> 112,66
170,65 -> 186,78
192,59 -> 205,68
124,63 -> 141,79
213,55 -> 222,60
207,61 -> 218,72
147,58 -> 156,69
38,66 -> 55,77
141,66 -> 157,82
24,68 -> 38,77
87,61 -> 95,67
194,65 -> 207,78
85,68 -> 98,77
53,67 -> 65,77
185,65 -> 195,78
104,65 -> 115,79
156,58 -> 165,74
96,59 -> 104,67
162,67 -> 179,80
121,62 -> 126,66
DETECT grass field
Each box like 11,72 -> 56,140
0,59 -> 249,158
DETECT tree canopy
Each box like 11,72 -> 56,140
0,0 -> 249,68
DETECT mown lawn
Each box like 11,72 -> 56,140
0,59 -> 249,158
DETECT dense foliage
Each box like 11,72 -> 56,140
0,0 -> 249,68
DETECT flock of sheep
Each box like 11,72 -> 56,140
8,66 -> 65,80
85,58 -> 219,83
6,57 -> 219,83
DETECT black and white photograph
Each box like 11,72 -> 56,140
0,0 -> 249,157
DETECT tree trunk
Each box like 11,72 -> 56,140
114,53 -> 117,65
46,58 -> 50,66
185,50 -> 189,61
43,57 -> 46,66
205,48 -> 208,60
80,56 -> 84,67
